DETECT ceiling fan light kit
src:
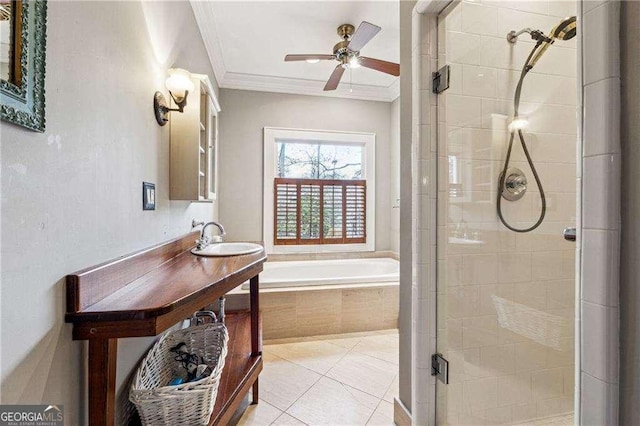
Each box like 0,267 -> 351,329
284,21 -> 400,91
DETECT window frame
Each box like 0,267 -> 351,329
263,127 -> 376,254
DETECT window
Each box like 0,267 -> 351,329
264,128 -> 375,253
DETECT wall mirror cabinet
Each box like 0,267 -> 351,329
169,74 -> 220,202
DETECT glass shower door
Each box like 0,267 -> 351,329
435,1 -> 578,424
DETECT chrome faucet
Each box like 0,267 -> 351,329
196,221 -> 226,250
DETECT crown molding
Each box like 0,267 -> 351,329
388,78 -> 400,101
190,0 -> 227,88
190,0 -> 399,103
221,72 -> 399,102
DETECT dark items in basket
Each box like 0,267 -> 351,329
169,341 -> 214,385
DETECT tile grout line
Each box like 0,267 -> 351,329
249,399 -> 285,426
270,410 -> 309,426
380,372 -> 399,404
363,397 -> 386,426
332,340 -> 385,423
259,349 -> 323,421
266,338 -> 356,376
324,338 -> 398,403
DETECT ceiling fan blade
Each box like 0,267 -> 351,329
347,21 -> 381,52
285,54 -> 336,62
324,65 -> 345,91
359,57 -> 400,76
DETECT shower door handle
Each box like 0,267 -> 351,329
563,227 -> 576,242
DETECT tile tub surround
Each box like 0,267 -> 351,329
238,330 -> 399,426
224,253 -> 399,339
226,285 -> 398,340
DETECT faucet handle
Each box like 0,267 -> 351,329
192,219 -> 205,229
195,235 -> 210,250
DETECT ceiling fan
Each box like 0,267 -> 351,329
284,21 -> 400,91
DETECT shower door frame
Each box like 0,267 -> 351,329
406,0 -> 622,424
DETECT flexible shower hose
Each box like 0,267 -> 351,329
496,40 -> 547,233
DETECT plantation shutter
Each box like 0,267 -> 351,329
323,184 -> 343,242
274,178 -> 366,245
299,182 -> 321,243
345,184 -> 366,241
274,181 -> 297,243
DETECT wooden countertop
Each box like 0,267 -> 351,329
64,232 -> 266,340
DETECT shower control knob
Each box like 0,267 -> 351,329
506,175 -> 527,191
500,167 -> 527,201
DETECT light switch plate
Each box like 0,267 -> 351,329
143,182 -> 156,210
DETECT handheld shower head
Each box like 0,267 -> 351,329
527,16 -> 577,68
551,16 -> 577,41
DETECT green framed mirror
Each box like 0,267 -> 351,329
0,0 -> 47,132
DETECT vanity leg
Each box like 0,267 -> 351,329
252,377 -> 259,404
88,338 -> 118,426
249,275 -> 260,357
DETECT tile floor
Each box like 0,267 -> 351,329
238,329 -> 399,426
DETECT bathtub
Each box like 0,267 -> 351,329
242,257 -> 399,289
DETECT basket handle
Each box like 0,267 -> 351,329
190,310 -> 217,326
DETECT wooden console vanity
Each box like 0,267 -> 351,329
64,232 -> 265,425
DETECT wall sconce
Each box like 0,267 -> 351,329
153,68 -> 195,126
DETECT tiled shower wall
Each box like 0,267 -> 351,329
411,0 -> 622,424
436,1 -> 578,423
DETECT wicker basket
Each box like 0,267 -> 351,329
130,322 -> 229,425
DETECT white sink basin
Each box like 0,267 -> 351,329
191,242 -> 263,257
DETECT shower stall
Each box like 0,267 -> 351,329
433,2 -> 578,424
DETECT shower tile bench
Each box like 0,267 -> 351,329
64,232 -> 266,426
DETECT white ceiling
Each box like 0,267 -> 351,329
191,1 -> 400,102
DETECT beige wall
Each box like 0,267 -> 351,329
218,89 -> 396,252
620,1 -> 640,423
0,2 -> 218,423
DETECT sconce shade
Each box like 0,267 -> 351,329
166,68 -> 195,103
154,68 -> 194,126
